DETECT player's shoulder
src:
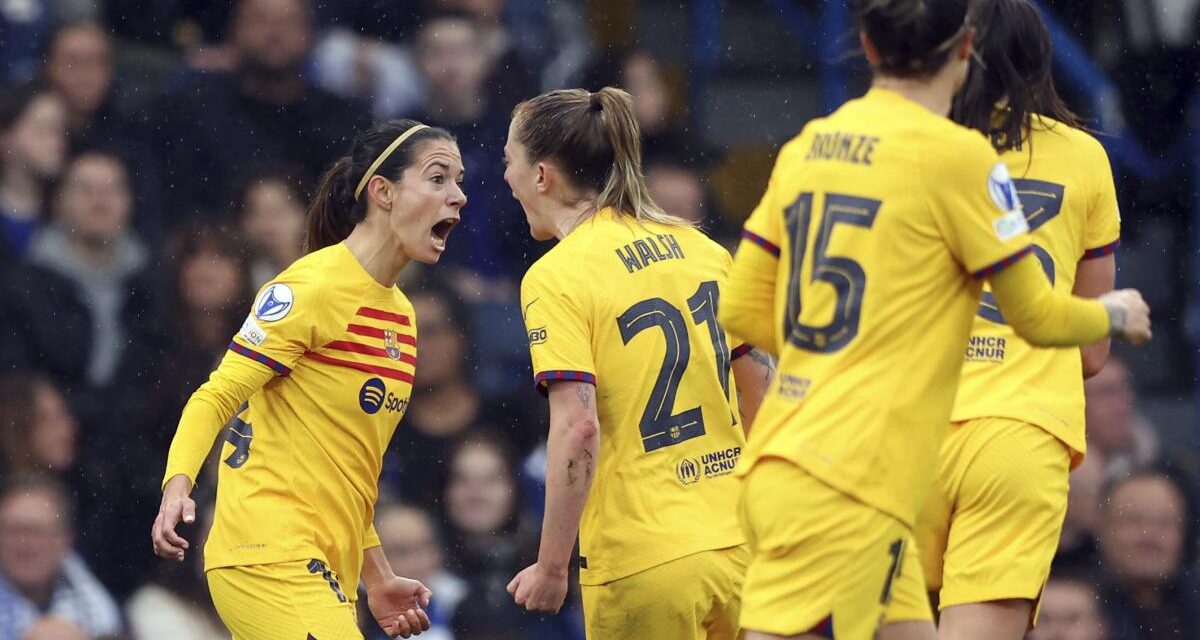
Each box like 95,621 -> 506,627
1031,116 -> 1111,167
273,244 -> 345,285
522,242 -> 576,292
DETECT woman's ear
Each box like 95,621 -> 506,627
366,175 -> 395,210
535,162 -> 550,195
860,31 -> 880,66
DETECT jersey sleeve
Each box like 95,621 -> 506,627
926,136 -> 1033,277
230,271 -> 330,375
1083,142 -> 1121,259
521,263 -> 597,394
722,145 -> 797,356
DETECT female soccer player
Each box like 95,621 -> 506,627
501,87 -> 774,639
883,1 -> 1124,638
718,0 -> 1151,638
150,119 -> 466,639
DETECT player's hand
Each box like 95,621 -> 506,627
366,576 -> 432,638
1100,289 -> 1152,345
151,474 -> 195,562
507,561 -> 569,614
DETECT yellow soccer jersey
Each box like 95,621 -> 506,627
731,88 -> 1035,526
521,208 -> 750,585
164,243 -> 417,598
952,118 -> 1120,464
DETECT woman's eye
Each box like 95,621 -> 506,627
431,175 -> 445,185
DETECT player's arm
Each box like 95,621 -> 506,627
721,143 -> 792,356
152,356 -> 274,561
731,347 -> 774,433
508,380 -> 598,614
722,243 -> 779,357
153,277 -> 324,562
986,253 -> 1148,346
1073,253 -> 1116,377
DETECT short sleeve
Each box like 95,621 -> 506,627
927,137 -> 1033,278
521,264 -> 597,394
1083,144 -> 1121,259
229,274 -> 327,376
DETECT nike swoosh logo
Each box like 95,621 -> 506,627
522,297 -> 540,320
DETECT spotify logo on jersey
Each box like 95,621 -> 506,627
359,378 -> 387,414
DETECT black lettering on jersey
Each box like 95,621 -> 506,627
806,131 -> 880,166
615,245 -> 641,273
633,239 -> 658,266
615,234 -> 686,273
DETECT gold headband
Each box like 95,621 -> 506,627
353,124 -> 430,201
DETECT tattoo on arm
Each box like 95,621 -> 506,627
748,348 -> 776,381
576,384 -> 592,410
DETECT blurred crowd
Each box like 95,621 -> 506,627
0,0 -> 1193,639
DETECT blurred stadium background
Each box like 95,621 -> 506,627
0,0 -> 1195,638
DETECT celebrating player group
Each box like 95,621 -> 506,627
149,0 -> 1152,638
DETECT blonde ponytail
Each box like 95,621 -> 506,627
513,87 -> 695,228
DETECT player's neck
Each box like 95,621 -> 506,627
343,224 -> 409,287
872,73 -> 956,117
548,200 -> 596,240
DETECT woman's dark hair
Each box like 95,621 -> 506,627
408,273 -> 474,356
852,0 -> 971,79
951,0 -> 1083,152
164,221 -> 253,342
0,372 -> 53,474
305,119 -> 454,253
0,82 -> 52,132
230,164 -> 309,221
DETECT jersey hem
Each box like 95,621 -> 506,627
577,532 -> 745,586
741,453 -> 913,528
950,411 -> 1085,469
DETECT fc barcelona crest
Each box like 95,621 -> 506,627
383,330 -> 402,360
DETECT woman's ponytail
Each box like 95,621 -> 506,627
513,87 -> 691,228
303,156 -> 359,253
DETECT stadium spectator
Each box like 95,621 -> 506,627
0,373 -> 77,478
0,475 -> 122,639
583,49 -> 709,166
644,152 -> 736,241
232,168 -> 308,288
21,616 -> 89,640
159,0 -> 369,219
0,83 -> 66,264
1029,569 -> 1109,640
41,22 -> 163,243
18,151 -> 154,392
1097,469 -> 1200,638
0,0 -> 55,83
441,431 -> 537,586
383,280 -> 540,507
1084,355 -> 1160,479
126,501 -> 226,640
1057,453 -> 1106,572
410,10 -> 538,287
310,0 -> 425,120
433,0 -> 538,112
367,503 -> 468,640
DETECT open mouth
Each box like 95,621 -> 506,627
430,217 -> 459,250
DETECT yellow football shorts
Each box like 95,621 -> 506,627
886,417 -> 1070,624
739,457 -> 912,639
580,544 -> 749,640
208,559 -> 362,640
